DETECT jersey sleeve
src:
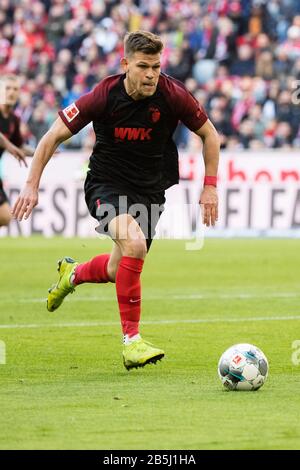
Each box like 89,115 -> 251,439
58,81 -> 108,135
10,116 -> 23,147
159,75 -> 208,132
178,89 -> 208,132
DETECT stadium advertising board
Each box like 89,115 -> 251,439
1,150 -> 300,238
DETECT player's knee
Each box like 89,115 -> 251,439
122,238 -> 147,259
0,212 -> 12,227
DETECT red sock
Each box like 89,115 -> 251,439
116,256 -> 144,337
74,254 -> 110,285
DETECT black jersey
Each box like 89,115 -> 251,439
59,73 -> 208,194
0,109 -> 23,159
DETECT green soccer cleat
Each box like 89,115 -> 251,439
47,257 -> 78,312
123,338 -> 165,370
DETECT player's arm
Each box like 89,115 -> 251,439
0,131 -> 27,167
12,117 -> 72,221
194,119 -> 220,227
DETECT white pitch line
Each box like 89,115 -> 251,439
3,292 -> 300,304
0,315 -> 300,330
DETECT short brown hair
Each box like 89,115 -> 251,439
124,30 -> 163,56
0,74 -> 19,83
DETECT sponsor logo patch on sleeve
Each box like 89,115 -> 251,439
63,103 -> 79,122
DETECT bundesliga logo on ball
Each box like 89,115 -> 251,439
218,343 -> 269,391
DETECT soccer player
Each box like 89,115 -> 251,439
12,31 -> 219,370
0,74 -> 33,227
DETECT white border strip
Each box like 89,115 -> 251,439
1,315 -> 300,330
2,292 -> 300,304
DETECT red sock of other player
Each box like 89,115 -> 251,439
74,254 -> 110,285
116,256 -> 144,339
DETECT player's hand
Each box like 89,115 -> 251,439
23,145 -> 35,157
199,185 -> 218,227
7,141 -> 28,167
12,184 -> 38,221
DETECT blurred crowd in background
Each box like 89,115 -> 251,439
1,0 -> 300,151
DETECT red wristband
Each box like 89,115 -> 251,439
204,176 -> 217,187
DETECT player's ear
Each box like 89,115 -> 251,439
121,57 -> 129,73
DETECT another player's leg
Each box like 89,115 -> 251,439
109,214 -> 165,370
47,245 -> 122,312
0,202 -> 12,227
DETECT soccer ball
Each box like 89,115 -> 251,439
218,343 -> 269,391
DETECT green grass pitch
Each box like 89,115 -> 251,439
0,237 -> 300,450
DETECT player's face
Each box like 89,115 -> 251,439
3,79 -> 20,106
122,52 -> 161,100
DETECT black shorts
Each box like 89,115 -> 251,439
0,179 -> 8,206
84,173 -> 165,251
